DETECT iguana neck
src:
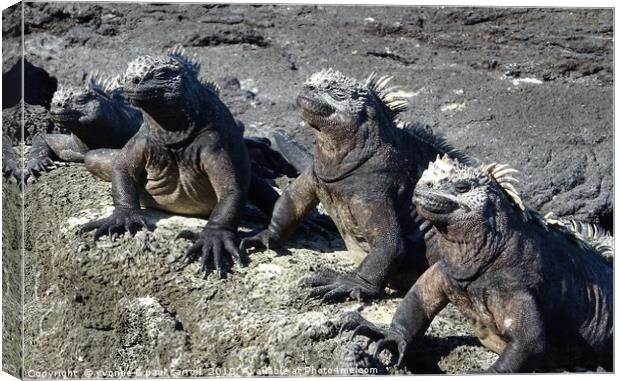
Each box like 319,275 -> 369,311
436,206 -> 513,282
312,119 -> 383,182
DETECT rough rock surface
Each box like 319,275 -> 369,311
1,2 -> 613,377
2,103 -> 59,145
2,182 -> 22,378
5,3 -> 613,226
21,165 -> 497,377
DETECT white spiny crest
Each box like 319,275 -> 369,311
126,54 -> 172,80
568,219 -> 599,238
543,213 -> 614,259
365,72 -> 409,114
167,44 -> 201,75
198,75 -> 221,95
87,71 -> 122,95
480,162 -> 529,221
422,153 -> 473,184
304,68 -> 410,120
543,212 -> 564,227
566,219 -> 613,258
52,84 -> 82,106
305,68 -> 361,91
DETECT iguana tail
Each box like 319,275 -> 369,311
273,129 -> 314,173
244,136 -> 300,179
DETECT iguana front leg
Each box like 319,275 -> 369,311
302,198 -> 406,302
80,134 -> 151,240
240,167 -> 319,250
84,148 -> 120,182
177,137 -> 251,277
485,292 -> 546,373
24,134 -> 88,180
341,263 -> 450,368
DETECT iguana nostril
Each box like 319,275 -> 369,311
133,77 -> 140,85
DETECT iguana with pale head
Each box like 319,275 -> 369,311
241,68 -> 475,301
341,155 -> 613,372
24,73 -> 142,180
79,48 -> 309,276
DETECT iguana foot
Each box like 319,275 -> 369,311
23,156 -> 56,181
79,208 -> 152,241
340,311 -> 409,368
177,227 -> 247,278
239,229 -> 282,252
300,267 -> 383,303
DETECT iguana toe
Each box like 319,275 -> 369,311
176,229 -> 200,241
302,268 -> 382,303
239,229 -> 280,252
79,209 -> 151,242
179,227 -> 246,277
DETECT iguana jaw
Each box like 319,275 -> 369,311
414,188 -> 460,217
50,110 -> 82,124
125,88 -> 164,104
296,94 -> 336,130
124,72 -> 183,111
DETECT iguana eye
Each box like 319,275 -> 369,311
74,95 -> 90,104
454,181 -> 471,193
154,69 -> 170,80
331,90 -> 346,100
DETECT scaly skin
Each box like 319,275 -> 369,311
341,156 -> 613,372
80,47 -> 257,277
24,74 -> 142,180
25,72 -> 297,184
241,69 -> 475,302
77,48 -> 331,276
2,135 -> 19,182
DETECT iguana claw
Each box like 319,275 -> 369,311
79,208 -> 152,241
179,227 -> 247,278
340,311 -> 409,368
300,267 -> 383,303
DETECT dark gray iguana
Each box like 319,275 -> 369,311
78,49 -> 300,276
24,74 -> 142,180
23,58 -> 298,183
340,156 -> 613,372
241,69 -> 475,301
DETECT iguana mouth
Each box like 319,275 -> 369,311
50,111 -> 81,122
296,95 -> 335,126
126,89 -> 164,102
414,189 -> 459,215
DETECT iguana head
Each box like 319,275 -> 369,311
298,69 -> 409,181
50,75 -> 121,132
297,69 -> 408,134
414,155 -> 524,233
123,47 -> 203,115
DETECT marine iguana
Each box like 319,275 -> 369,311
241,69 -> 475,301
23,70 -> 297,183
340,156 -> 613,372
79,48 -> 315,276
24,74 -> 142,180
